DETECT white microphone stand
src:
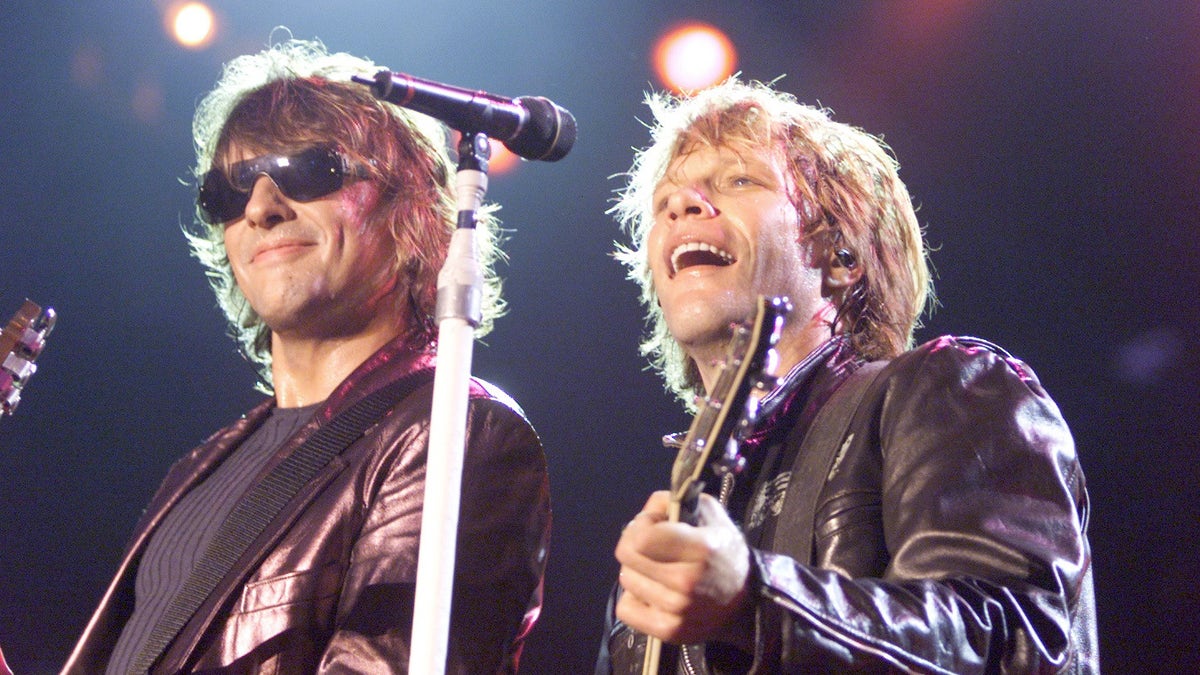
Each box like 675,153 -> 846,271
408,131 -> 490,674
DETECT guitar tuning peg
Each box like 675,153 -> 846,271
0,370 -> 17,407
18,328 -> 47,359
31,307 -> 56,335
715,437 -> 746,476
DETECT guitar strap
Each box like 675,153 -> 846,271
129,367 -> 435,674
771,359 -> 889,565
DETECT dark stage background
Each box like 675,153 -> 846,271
1,2 -> 1196,672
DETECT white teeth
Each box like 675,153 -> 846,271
670,241 -> 734,274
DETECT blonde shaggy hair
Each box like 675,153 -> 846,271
187,38 -> 505,390
614,79 -> 932,405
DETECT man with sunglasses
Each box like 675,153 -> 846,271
62,40 -> 550,674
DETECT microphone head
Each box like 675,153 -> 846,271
508,96 -> 577,162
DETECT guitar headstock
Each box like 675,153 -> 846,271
669,295 -> 790,507
0,299 -> 56,417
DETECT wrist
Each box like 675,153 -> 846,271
711,549 -> 758,653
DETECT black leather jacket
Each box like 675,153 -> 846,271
600,336 -> 1097,674
64,338 -> 551,674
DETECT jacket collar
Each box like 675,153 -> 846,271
738,336 -> 860,454
661,336 -> 855,450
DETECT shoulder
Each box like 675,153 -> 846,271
868,335 -> 1075,466
468,376 -> 531,420
863,335 -> 1069,449
893,334 -> 1017,367
350,368 -> 537,442
880,335 -> 1051,397
468,377 -> 537,432
460,379 -> 549,510
465,377 -> 544,454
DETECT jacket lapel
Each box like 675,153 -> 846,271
155,343 -> 434,671
61,401 -> 273,674
155,434 -> 350,671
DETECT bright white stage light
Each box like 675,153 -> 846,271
168,2 -> 216,49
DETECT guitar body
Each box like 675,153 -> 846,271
641,295 -> 789,675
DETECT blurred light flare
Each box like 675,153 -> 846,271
487,139 -> 519,175
131,78 -> 166,124
166,1 -> 216,49
70,42 -> 105,89
654,23 -> 737,93
450,132 -> 520,176
1115,325 -> 1183,385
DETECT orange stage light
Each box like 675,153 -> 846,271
450,132 -> 520,176
653,23 -> 737,93
486,139 -> 519,175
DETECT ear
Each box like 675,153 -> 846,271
824,247 -> 864,292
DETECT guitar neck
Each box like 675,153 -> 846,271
640,295 -> 789,675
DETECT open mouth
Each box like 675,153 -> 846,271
670,242 -> 735,276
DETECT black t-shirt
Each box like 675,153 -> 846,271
106,403 -> 319,674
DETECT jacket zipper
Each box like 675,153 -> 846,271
674,474 -> 737,675
680,644 -> 699,675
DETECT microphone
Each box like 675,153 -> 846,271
352,70 -> 576,162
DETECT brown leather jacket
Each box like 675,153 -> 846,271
63,338 -> 551,673
600,336 -> 1097,674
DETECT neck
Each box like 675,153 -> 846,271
269,314 -> 410,408
694,301 -> 839,395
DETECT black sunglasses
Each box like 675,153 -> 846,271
197,145 -> 369,224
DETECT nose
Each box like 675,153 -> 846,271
664,186 -> 717,222
242,174 -> 295,228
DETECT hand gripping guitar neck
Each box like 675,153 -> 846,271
642,295 -> 790,674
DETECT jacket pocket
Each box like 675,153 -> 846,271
237,562 -> 342,614
221,562 -> 343,664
